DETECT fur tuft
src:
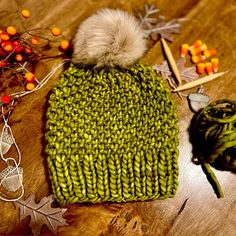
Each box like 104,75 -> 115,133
72,8 -> 146,67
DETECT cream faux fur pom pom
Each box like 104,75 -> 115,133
72,8 -> 146,67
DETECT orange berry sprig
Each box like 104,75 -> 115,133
0,7 -> 70,101
180,39 -> 219,76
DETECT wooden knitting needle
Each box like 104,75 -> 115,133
161,38 -> 182,85
173,71 -> 226,92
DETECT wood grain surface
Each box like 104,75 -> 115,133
0,0 -> 236,235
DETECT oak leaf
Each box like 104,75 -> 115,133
14,194 -> 67,236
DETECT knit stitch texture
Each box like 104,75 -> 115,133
45,63 -> 179,205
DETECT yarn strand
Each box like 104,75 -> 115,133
192,99 -> 236,198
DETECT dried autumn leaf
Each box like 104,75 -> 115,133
176,58 -> 199,82
153,58 -> 199,83
149,19 -> 181,42
138,4 -> 182,42
14,194 -> 67,236
138,3 -> 160,28
152,60 -> 171,80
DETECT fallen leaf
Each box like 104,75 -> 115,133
149,19 -> 181,42
14,194 -> 67,236
153,58 -> 199,83
176,58 -> 199,82
138,4 -> 182,42
138,3 -> 160,28
152,60 -> 171,80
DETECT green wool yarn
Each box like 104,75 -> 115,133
45,63 -> 179,205
192,99 -> 236,198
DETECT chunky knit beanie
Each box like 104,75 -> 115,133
45,63 -> 179,205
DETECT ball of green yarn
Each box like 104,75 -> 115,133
191,99 -> 236,198
194,99 -> 236,170
45,63 -> 179,204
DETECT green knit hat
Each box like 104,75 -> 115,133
45,63 -> 179,205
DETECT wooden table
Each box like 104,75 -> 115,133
0,0 -> 235,235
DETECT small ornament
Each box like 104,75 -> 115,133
0,165 -> 23,192
188,92 -> 210,112
0,128 -> 14,154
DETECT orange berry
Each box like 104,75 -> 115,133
3,42 -> 13,52
60,40 -> 69,50
0,32 -> 10,41
31,37 -> 39,45
51,27 -> 61,36
24,72 -> 35,83
24,46 -> 32,55
0,60 -> 7,67
15,54 -> 23,62
26,82 -> 35,91
21,9 -> 30,18
7,26 -> 17,36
